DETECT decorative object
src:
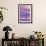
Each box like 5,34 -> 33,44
3,26 -> 12,39
0,7 -> 8,23
12,33 -> 15,39
33,31 -> 44,39
18,4 -> 32,23
30,35 -> 35,39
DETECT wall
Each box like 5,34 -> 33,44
0,0 -> 46,46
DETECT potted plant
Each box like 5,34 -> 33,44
0,7 -> 8,23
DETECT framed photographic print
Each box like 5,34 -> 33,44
18,4 -> 32,23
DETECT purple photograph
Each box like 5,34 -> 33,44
18,4 -> 32,23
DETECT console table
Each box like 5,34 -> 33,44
2,38 -> 44,46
